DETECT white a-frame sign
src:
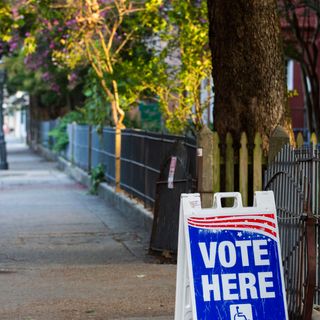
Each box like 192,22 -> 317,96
174,191 -> 288,320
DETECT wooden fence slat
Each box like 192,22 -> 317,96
212,132 -> 220,194
198,126 -> 214,207
296,132 -> 304,148
239,132 -> 248,206
310,132 -> 318,146
253,132 -> 263,193
226,133 -> 234,200
208,130 -> 314,206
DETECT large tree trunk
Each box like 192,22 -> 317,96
207,0 -> 289,149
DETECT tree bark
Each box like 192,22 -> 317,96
207,0 -> 289,149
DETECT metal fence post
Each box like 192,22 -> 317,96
143,133 -> 147,208
115,126 -> 121,192
71,122 -> 75,165
0,68 -> 8,169
303,187 -> 316,320
88,125 -> 92,173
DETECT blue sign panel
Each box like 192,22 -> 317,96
187,212 -> 287,320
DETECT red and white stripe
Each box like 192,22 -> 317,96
188,213 -> 277,239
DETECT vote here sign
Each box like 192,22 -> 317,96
183,192 -> 288,320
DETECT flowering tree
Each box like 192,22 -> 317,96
0,0 -> 85,117
42,0 -> 144,129
0,2 -> 12,54
0,1 -> 23,57
1,0 -> 211,134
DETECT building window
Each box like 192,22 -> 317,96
287,60 -> 294,91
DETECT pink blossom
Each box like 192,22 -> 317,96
66,19 -> 76,26
42,72 -> 51,81
51,83 -> 60,93
69,72 -> 77,82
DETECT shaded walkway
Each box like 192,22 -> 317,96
0,136 -> 175,320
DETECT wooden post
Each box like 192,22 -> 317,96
225,132 -> 234,193
253,133 -> 262,192
197,125 -> 214,208
212,132 -> 220,194
115,125 -> 122,192
239,132 -> 248,206
225,133 -> 234,206
268,125 -> 290,164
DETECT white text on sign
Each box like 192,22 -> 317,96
199,240 -> 275,302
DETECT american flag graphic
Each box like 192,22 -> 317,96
188,213 -> 277,239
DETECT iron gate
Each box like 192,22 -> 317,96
264,144 -> 320,319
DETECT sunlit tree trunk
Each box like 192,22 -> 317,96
207,0 -> 291,149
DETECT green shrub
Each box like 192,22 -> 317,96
49,111 -> 84,152
90,164 -> 105,195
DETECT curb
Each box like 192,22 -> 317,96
97,182 -> 153,232
33,144 -> 153,233
37,144 -> 59,162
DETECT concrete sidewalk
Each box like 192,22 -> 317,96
0,137 -> 175,320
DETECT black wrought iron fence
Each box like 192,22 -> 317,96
264,144 -> 320,320
29,117 -> 40,145
30,119 -> 59,149
120,129 -> 197,208
73,124 -> 91,171
296,145 -> 320,308
91,127 -> 116,184
65,123 -> 73,161
35,121 -> 197,210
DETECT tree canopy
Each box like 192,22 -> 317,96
0,0 -> 211,134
